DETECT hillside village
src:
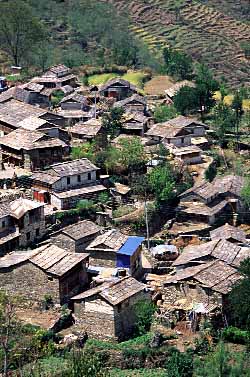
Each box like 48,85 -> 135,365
0,0 -> 250,376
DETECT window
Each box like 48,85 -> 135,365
2,221 -> 5,228
36,228 -> 40,237
88,172 -> 91,180
26,232 -> 31,241
181,138 -> 185,144
77,175 -> 81,183
67,177 -> 71,185
48,276 -> 53,281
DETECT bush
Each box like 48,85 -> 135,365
222,326 -> 250,344
134,300 -> 156,336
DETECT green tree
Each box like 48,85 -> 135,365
194,342 -> 247,377
154,104 -> 179,123
0,292 -> 22,377
230,258 -> 250,329
119,137 -> 147,172
163,47 -> 193,80
212,103 -> 236,146
148,162 -> 176,205
0,0 -> 46,66
241,179 -> 250,209
134,300 -> 156,336
166,349 -> 193,377
70,142 -> 96,161
62,349 -> 108,377
195,64 -> 219,118
102,108 -> 124,139
174,86 -> 199,115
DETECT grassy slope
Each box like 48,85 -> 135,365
105,0 -> 250,88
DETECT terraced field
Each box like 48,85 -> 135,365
103,0 -> 250,88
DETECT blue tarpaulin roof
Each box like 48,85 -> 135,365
117,236 -> 144,256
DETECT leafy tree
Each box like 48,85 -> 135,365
241,179 -> 250,209
118,137 -> 147,172
230,258 -> 250,329
154,104 -> 179,123
194,342 -> 247,377
62,349 -> 108,377
102,108 -> 124,139
163,47 -> 193,80
166,349 -> 193,377
174,86 -> 199,115
0,292 -> 22,377
195,64 -> 219,118
212,103 -> 236,146
148,162 -> 176,205
134,300 -> 156,336
0,0 -> 46,66
51,90 -> 64,107
70,142 -> 96,161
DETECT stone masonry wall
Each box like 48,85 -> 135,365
0,262 -> 60,304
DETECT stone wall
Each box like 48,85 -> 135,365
0,262 -> 61,304
51,233 -> 99,254
73,290 -> 150,341
89,250 -> 116,268
163,282 -> 222,307
18,207 -> 46,247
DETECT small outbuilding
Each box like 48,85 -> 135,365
72,276 -> 150,341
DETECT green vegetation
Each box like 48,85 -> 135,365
110,369 -> 166,377
134,300 -> 156,336
163,47 -> 193,80
122,71 -> 148,89
0,0 -> 46,66
113,205 -> 136,219
154,104 -> 179,123
241,179 -> 250,209
230,258 -> 250,329
88,73 -> 119,86
148,162 -> 176,206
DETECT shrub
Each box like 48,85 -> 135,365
134,300 -> 156,336
222,326 -> 250,344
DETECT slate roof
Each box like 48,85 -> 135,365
70,120 -> 102,137
29,244 -> 89,277
0,99 -> 48,127
47,158 -> 99,177
210,223 -> 246,243
72,276 -> 146,305
164,115 -> 207,128
60,93 -> 88,105
172,239 -> 250,268
86,229 -> 128,252
52,184 -> 106,199
61,220 -> 101,240
18,116 -> 56,131
165,81 -> 195,98
0,129 -> 66,151
146,123 -> 188,139
165,260 -> 241,295
99,77 -> 137,92
113,94 -> 146,108
180,175 -> 244,201
10,198 -> 44,219
0,87 -> 15,103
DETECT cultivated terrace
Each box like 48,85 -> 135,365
0,0 -> 250,376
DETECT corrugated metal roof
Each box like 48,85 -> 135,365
117,236 -> 144,256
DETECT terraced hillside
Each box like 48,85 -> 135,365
103,0 -> 250,88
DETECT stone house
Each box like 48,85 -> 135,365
14,83 -> 51,108
0,198 -> 46,255
86,229 -> 144,277
0,99 -> 65,135
210,223 -> 247,244
0,128 -> 68,171
178,175 -> 245,225
121,112 -> 149,137
146,123 -> 192,147
60,93 -> 89,111
166,145 -> 202,165
18,116 -> 63,139
113,94 -> 147,114
99,78 -> 138,101
50,220 -> 102,253
0,244 -> 89,304
31,64 -> 77,89
31,158 -> 106,209
69,119 -> 106,146
172,238 -> 250,270
162,260 -> 242,314
72,276 -> 149,341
